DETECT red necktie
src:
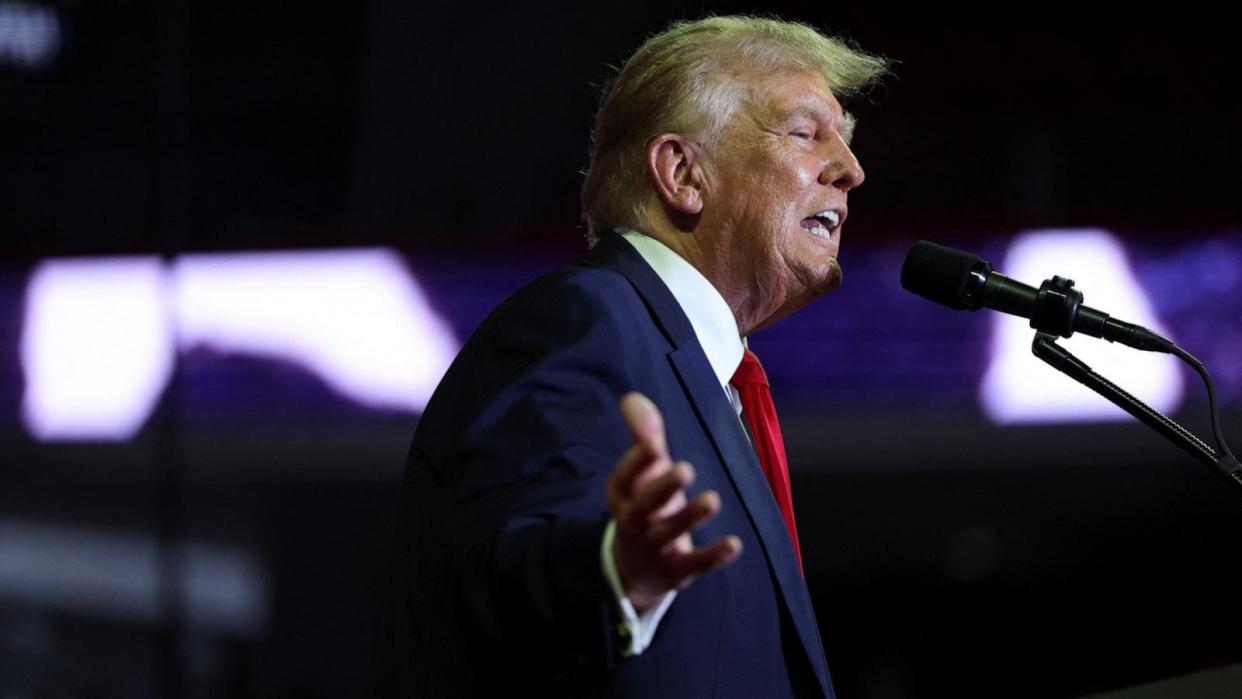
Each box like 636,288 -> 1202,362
730,349 -> 802,572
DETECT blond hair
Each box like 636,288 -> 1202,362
580,16 -> 888,243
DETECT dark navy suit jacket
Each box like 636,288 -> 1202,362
376,232 -> 835,697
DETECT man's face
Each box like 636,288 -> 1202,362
696,69 -> 864,333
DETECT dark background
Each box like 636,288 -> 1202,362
3,2 -> 1242,697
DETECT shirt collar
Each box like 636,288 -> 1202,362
620,230 -> 745,390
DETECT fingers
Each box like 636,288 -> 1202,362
666,535 -> 744,588
628,462 -> 693,523
646,489 -> 720,548
616,461 -> 691,533
609,392 -> 744,602
610,441 -> 665,503
612,394 -> 719,544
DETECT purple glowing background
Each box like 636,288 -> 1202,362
173,249 -> 458,413
15,233 -> 1241,442
21,249 -> 459,441
980,230 -> 1183,423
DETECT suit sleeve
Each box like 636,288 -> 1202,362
398,271 -> 649,678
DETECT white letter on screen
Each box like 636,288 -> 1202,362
980,230 -> 1183,424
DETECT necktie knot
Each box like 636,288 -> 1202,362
730,349 -> 769,388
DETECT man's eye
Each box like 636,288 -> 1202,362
791,131 -> 813,140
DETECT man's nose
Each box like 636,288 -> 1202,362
820,141 -> 865,192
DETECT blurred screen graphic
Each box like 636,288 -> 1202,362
20,249 -> 458,441
11,230 -> 1242,443
980,229 -> 1183,423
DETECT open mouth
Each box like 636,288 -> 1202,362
799,209 -> 840,240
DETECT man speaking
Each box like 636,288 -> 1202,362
376,15 -> 887,698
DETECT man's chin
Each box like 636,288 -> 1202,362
808,257 -> 843,296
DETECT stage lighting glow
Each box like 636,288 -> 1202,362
21,257 -> 173,441
0,1 -> 61,70
980,230 -> 1183,423
173,249 -> 458,413
20,249 -> 459,441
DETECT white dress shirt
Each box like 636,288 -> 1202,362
600,230 -> 746,656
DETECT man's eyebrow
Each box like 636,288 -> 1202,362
780,104 -> 826,122
780,104 -> 857,144
781,104 -> 855,132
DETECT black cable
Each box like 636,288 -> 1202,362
1171,344 -> 1238,463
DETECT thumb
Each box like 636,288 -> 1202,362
620,392 -> 665,457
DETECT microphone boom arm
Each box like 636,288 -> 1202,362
1030,331 -> 1242,496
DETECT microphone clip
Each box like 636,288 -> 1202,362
1030,275 -> 1083,339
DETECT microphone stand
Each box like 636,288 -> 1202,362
1020,274 -> 1241,495
1031,333 -> 1242,495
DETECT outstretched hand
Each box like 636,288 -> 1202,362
607,392 -> 743,612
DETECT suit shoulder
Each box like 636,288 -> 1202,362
476,262 -> 648,342
412,261 -> 655,479
428,261 -> 662,404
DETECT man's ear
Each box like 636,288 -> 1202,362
646,134 -> 705,216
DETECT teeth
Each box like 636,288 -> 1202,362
804,210 -> 839,239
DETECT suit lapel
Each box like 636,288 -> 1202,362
583,233 -> 832,697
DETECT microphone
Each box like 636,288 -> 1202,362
900,240 -> 1174,353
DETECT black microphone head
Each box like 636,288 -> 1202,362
900,240 -> 987,310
